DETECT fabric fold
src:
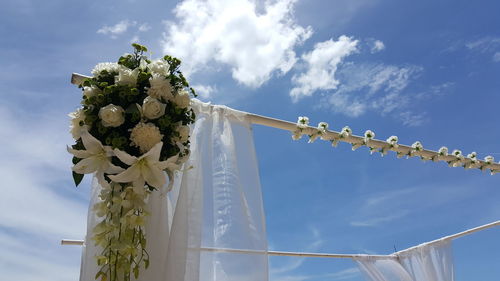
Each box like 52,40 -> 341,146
80,101 -> 269,281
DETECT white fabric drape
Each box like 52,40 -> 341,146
80,100 -> 269,281
354,240 -> 454,281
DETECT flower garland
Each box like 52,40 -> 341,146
291,117 -> 499,175
68,44 -> 196,281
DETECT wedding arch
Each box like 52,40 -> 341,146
64,45 -> 500,281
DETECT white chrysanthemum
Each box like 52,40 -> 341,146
148,73 -> 173,100
148,59 -> 170,76
174,89 -> 191,108
69,108 -> 88,140
130,123 -> 164,153
91,62 -> 124,77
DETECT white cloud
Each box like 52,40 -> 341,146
0,105 -> 88,280
370,39 -> 385,53
97,20 -> 137,38
465,36 -> 500,53
162,0 -> 312,87
399,111 -> 427,127
138,22 -> 151,32
350,211 -> 410,227
290,36 -> 359,102
192,84 -> 216,99
130,35 -> 140,43
323,63 -> 423,118
493,52 -> 500,62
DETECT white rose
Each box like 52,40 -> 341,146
68,108 -> 88,140
177,125 -> 190,142
174,89 -> 191,108
99,104 -> 125,127
148,59 -> 170,76
115,68 -> 139,86
83,85 -> 102,99
142,96 -> 166,120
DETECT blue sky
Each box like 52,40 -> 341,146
1,0 -> 500,280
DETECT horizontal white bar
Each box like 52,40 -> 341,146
395,220 -> 500,255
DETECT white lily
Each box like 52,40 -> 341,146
67,130 -> 124,175
109,142 -> 179,192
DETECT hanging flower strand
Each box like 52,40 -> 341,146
290,117 -> 499,175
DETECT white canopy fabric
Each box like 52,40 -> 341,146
80,100 -> 269,281
354,239 -> 454,281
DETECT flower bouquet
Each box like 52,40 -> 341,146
68,43 -> 196,281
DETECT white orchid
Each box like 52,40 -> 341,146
67,130 -> 124,176
109,142 -> 179,193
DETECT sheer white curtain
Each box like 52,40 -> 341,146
354,240 -> 454,281
80,100 -> 269,281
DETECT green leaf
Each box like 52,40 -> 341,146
133,265 -> 139,279
72,171 -> 84,187
144,259 -> 150,269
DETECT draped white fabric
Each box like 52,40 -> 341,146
80,100 -> 269,281
354,240 -> 454,281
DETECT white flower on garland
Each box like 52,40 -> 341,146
318,122 -> 328,133
109,142 -> 178,192
386,136 -> 398,147
115,67 -> 140,86
83,85 -> 102,99
142,96 -> 166,120
148,59 -> 170,76
464,151 -> 478,169
448,149 -> 464,167
148,73 -> 173,100
297,116 -> 309,128
364,130 -> 375,144
485,155 -> 495,165
308,122 -> 329,143
174,89 -> 191,108
91,62 -> 124,77
69,108 -> 88,140
438,146 -> 448,156
409,141 -> 423,157
340,126 -> 352,138
130,122 -> 164,153
99,104 -> 125,127
67,129 -> 124,176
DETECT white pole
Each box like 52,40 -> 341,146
70,73 -> 500,173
